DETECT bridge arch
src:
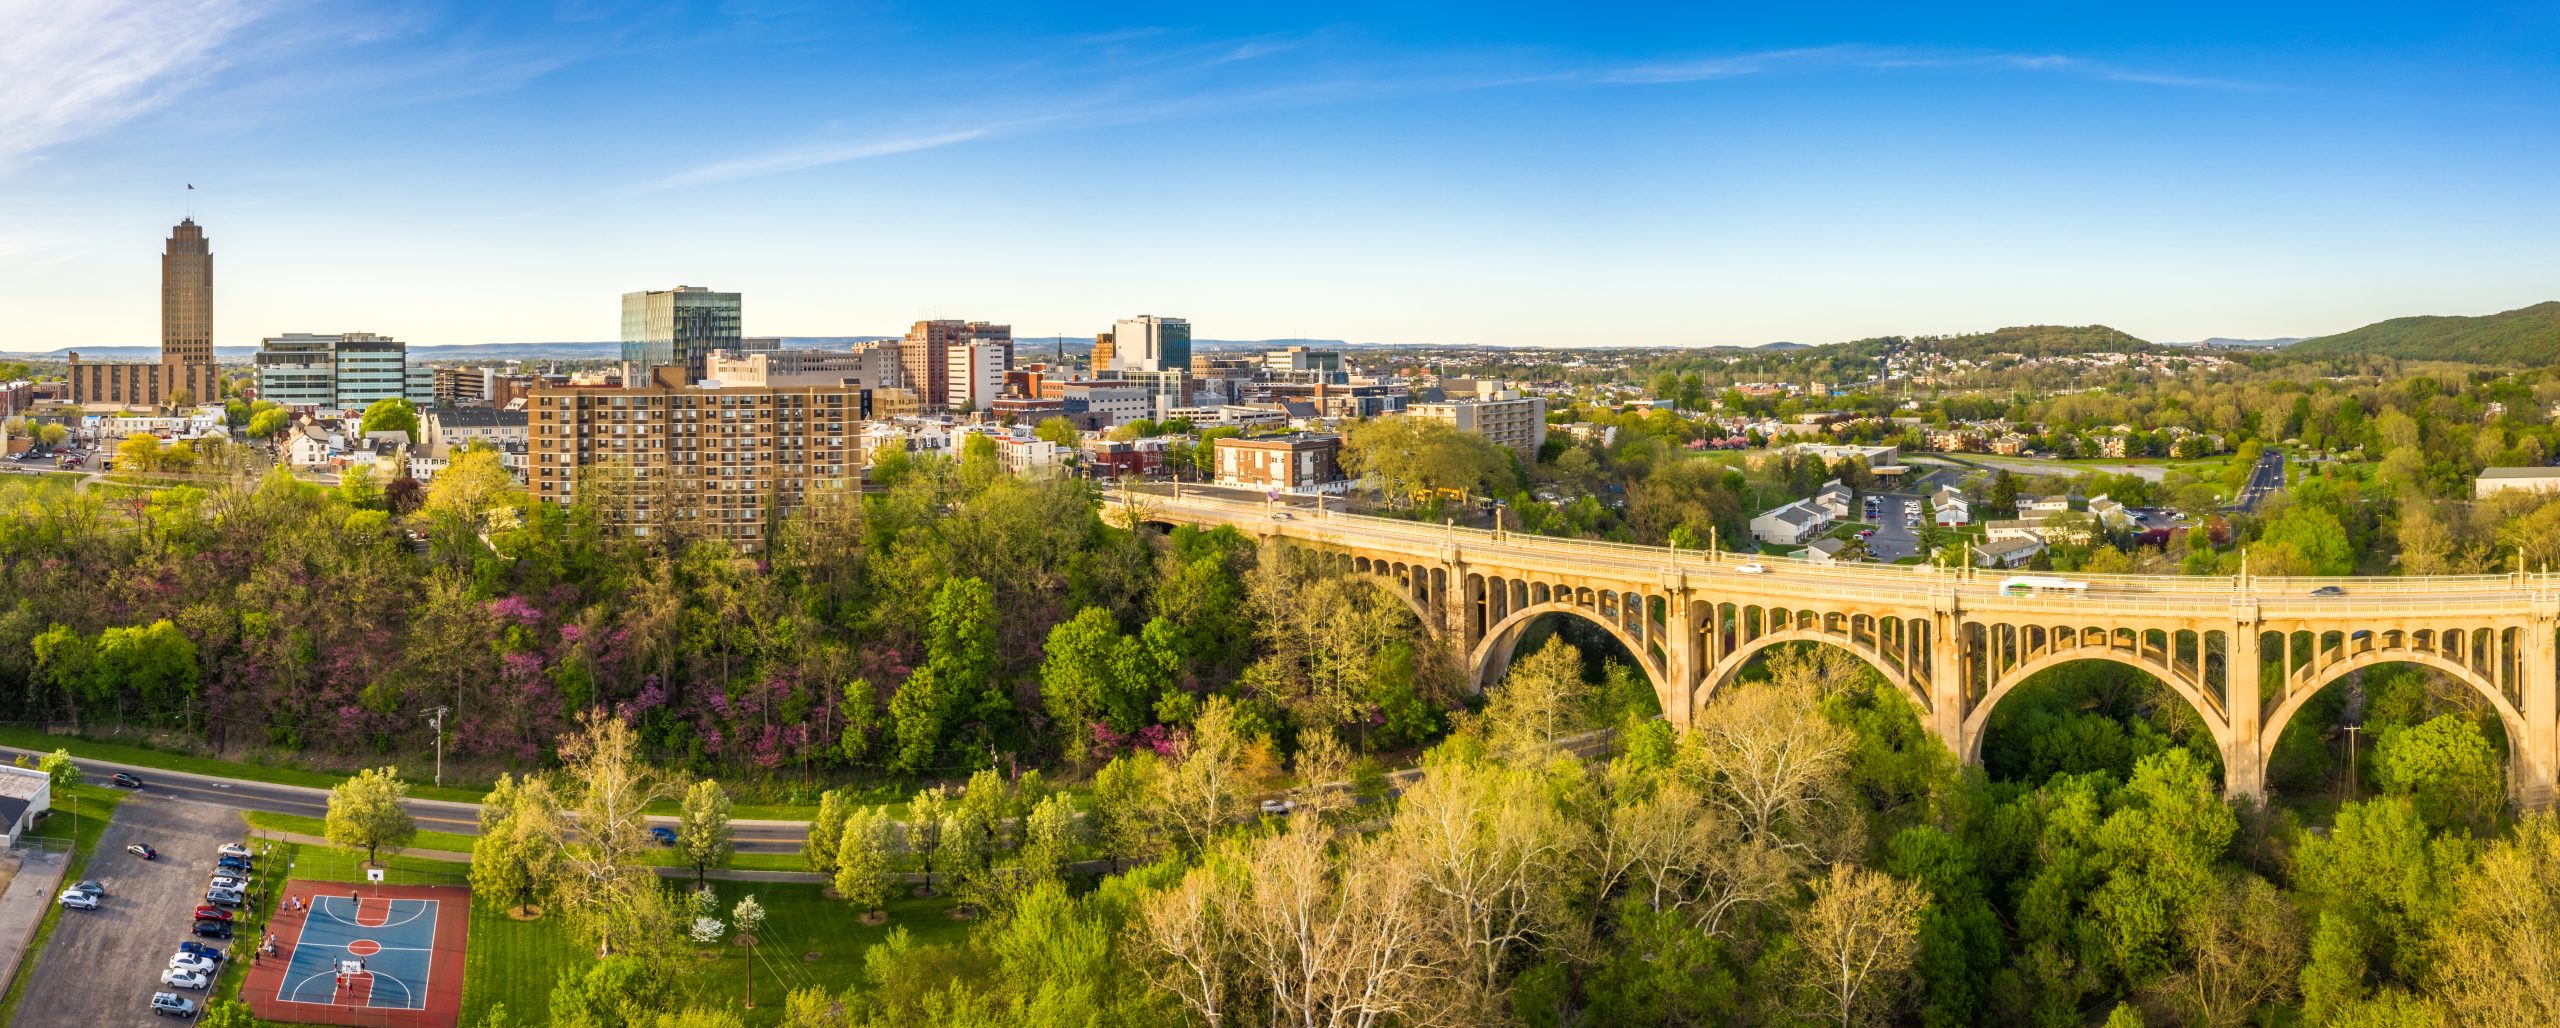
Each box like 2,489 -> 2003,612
1470,601 -> 1671,715
1961,647 -> 2228,764
1700,628 -> 1927,717
2261,647 -> 2530,795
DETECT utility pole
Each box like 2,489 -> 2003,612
428,706 -> 449,787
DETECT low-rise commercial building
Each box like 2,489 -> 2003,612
2476,467 -> 2560,498
255,332 -> 436,409
1213,433 -> 1345,494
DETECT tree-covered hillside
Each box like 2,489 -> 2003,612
2288,301 -> 2560,365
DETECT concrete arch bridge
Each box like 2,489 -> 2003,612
1115,491 -> 2560,805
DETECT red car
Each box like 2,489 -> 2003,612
193,906 -> 232,923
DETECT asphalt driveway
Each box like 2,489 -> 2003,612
14,793 -> 241,1027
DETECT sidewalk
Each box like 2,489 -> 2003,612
0,846 -> 70,999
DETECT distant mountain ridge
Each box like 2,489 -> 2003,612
2286,301 -> 2560,365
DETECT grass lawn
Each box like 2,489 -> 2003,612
459,880 -> 970,1026
0,783 -> 129,1026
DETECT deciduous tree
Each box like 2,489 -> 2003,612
324,766 -> 416,865
676,778 -> 735,886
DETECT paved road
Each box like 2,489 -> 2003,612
0,748 -> 807,856
2233,450 -> 2286,512
15,795 -> 239,1028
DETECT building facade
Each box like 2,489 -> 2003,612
68,218 -> 226,407
254,332 -> 434,409
898,320 -> 1011,409
1110,316 -> 1191,373
620,286 -> 741,379
527,366 -> 861,552
705,345 -> 902,390
945,340 -> 1008,411
1406,384 -> 1548,460
1213,433 -> 1345,494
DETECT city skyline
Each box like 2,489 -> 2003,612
4,2 -> 2559,350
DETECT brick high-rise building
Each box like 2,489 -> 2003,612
898,320 -> 1010,408
67,218 -> 225,407
527,366 -> 863,552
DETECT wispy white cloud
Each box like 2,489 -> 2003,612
637,37 -> 2257,194
1604,44 -> 2258,91
639,128 -> 999,193
0,0 -> 273,167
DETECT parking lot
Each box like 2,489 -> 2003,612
17,793 -> 242,1026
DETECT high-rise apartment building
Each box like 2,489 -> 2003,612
67,218 -> 226,407
898,320 -> 1010,408
1110,316 -> 1190,373
527,366 -> 863,552
945,341 -> 1007,411
254,332 -> 435,409
620,286 -> 742,379
1407,383 -> 1549,460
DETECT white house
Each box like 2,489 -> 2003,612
2021,494 -> 2071,516
1973,536 -> 2046,569
1814,479 -> 1857,520
1932,486 -> 1970,526
1806,537 -> 1855,564
1750,499 -> 1833,546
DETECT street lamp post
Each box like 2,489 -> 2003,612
428,706 -> 449,788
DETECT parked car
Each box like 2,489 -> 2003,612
217,843 -> 253,859
150,992 -> 197,1018
205,888 -> 244,908
178,941 -> 225,964
168,952 -> 218,975
192,905 -> 232,923
110,772 -> 143,788
190,921 -> 232,940
70,880 -> 104,897
648,826 -> 677,846
216,856 -> 251,872
127,843 -> 158,860
209,875 -> 250,893
1259,798 -> 1295,815
159,968 -> 209,991
57,890 -> 97,910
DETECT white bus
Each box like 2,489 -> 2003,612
1998,575 -> 2089,597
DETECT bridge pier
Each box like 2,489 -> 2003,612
2225,612 -> 2267,802
1928,604 -> 1967,756
2524,614 -> 2556,808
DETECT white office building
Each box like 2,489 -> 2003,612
255,332 -> 435,409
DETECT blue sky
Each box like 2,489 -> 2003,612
4,1 -> 2557,350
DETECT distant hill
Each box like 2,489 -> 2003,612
2166,337 -> 2302,349
1912,324 -> 2152,360
2287,302 -> 2560,365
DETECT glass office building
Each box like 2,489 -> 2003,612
621,286 -> 742,379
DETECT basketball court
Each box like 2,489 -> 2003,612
242,880 -> 470,1028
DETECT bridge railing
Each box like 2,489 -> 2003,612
1119,493 -> 2557,607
